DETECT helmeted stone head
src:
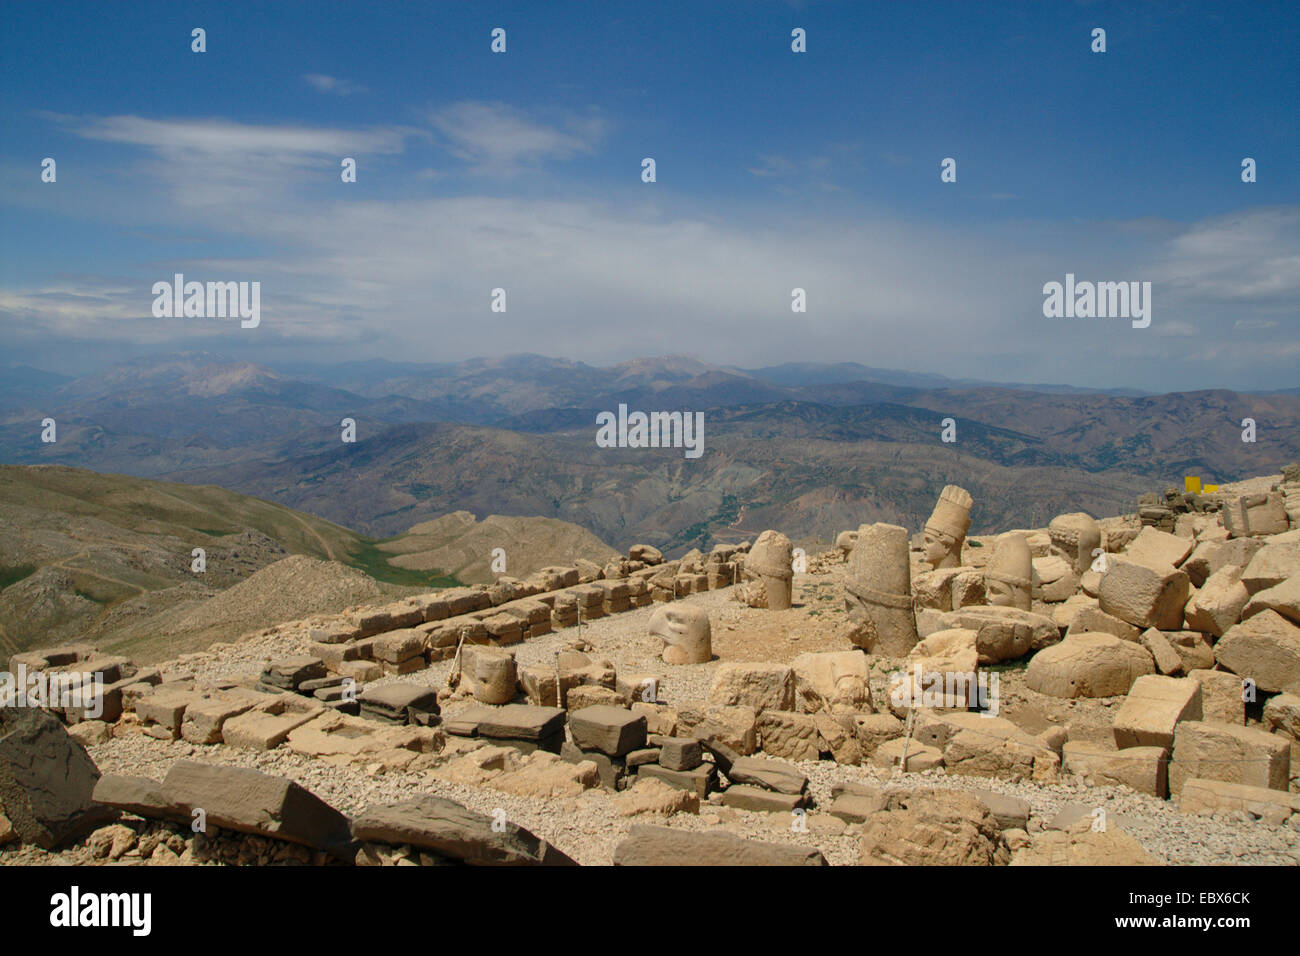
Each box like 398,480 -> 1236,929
735,529 -> 794,610
1048,512 -> 1101,576
985,532 -> 1033,611
843,522 -> 918,657
923,485 -> 973,570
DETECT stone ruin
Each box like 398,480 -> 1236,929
4,468 -> 1300,866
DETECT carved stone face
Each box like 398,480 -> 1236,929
923,529 -> 949,567
985,578 -> 1017,608
648,604 -> 712,665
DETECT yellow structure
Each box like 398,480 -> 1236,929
1204,484 -> 1219,493
1184,476 -> 1202,494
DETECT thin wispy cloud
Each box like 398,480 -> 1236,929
303,73 -> 366,95
428,101 -> 606,175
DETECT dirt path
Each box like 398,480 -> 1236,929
289,512 -> 337,561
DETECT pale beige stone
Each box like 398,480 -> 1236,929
466,647 -> 517,705
870,737 -> 944,773
1138,628 -> 1184,675
1187,669 -> 1246,726
1214,609 -> 1300,692
676,703 -> 758,754
648,603 -> 712,665
853,713 -> 905,757
922,485 -> 973,570
1223,492 -> 1288,538
1179,778 -> 1299,825
858,790 -> 1008,866
844,522 -> 918,657
1123,526 -> 1195,570
734,530 -> 793,609
942,717 -> 1059,783
1168,720 -> 1291,794
1183,564 -> 1249,637
1010,825 -> 1158,866
1065,605 -> 1140,641
1033,555 -> 1080,603
938,606 -> 1060,664
613,777 -> 700,817
708,663 -> 794,713
985,533 -> 1032,611
1240,542 -> 1300,594
1262,692 -> 1300,740
1242,573 -> 1300,625
756,710 -> 821,761
1063,741 -> 1168,796
1049,512 -> 1102,576
790,650 -> 871,714
1112,674 -> 1202,750
1025,634 -> 1156,698
1098,558 -> 1190,630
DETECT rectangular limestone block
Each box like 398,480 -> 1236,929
1065,605 -> 1141,642
636,762 -> 718,800
371,628 -> 425,664
221,697 -> 323,750
1223,492 -> 1288,539
1138,628 -> 1184,675
135,689 -> 204,740
180,692 -> 260,745
477,705 -> 566,743
720,784 -> 806,813
441,588 -> 492,616
1187,669 -> 1246,725
1169,720 -> 1291,794
1122,526 -> 1195,570
568,705 -> 647,757
1098,559 -> 1190,630
1213,609 -> 1300,693
1063,741 -> 1168,797
1113,674 -> 1202,750
1179,777 -> 1300,825
658,737 -> 703,771
310,641 -> 364,670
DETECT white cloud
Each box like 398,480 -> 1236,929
427,101 -> 605,174
4,114 -> 1298,391
303,74 -> 366,95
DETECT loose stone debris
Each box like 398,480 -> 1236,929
3,471 -> 1299,866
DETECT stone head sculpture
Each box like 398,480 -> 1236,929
835,530 -> 859,555
736,529 -> 794,610
923,485 -> 973,570
985,532 -> 1032,611
1048,512 -> 1101,576
649,603 -> 712,664
843,522 -> 918,657
470,647 -> 517,705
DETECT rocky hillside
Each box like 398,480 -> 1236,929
0,466 -> 617,661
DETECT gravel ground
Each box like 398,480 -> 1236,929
65,721 -> 1300,867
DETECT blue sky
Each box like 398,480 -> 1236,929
1,0 -> 1297,390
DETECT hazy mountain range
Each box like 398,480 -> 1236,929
2,353 -> 1297,554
